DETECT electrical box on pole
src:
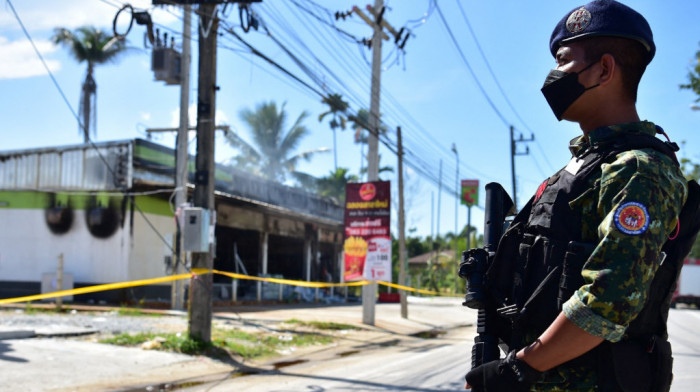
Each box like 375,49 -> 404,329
183,207 -> 211,253
152,46 -> 181,85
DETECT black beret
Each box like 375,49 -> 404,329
549,0 -> 655,63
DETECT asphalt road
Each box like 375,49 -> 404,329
184,326 -> 471,392
184,309 -> 700,392
668,308 -> 700,392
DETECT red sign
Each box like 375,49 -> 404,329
343,181 -> 391,282
461,179 -> 479,206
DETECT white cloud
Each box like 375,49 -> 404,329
0,1 -> 179,40
0,36 -> 60,80
140,112 -> 151,121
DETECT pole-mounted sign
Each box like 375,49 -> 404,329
461,179 -> 479,207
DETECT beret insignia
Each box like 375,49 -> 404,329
566,7 -> 592,34
614,202 -> 649,235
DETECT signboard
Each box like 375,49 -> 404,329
461,179 -> 479,206
343,181 -> 392,282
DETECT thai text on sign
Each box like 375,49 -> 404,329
343,181 -> 392,282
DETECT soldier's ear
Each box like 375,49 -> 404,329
597,53 -> 616,87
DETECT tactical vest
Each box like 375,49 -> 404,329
484,131 -> 700,392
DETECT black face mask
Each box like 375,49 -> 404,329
541,61 -> 600,121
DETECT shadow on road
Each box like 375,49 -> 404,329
0,341 -> 29,363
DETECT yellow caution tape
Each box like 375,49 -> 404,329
213,270 -> 370,288
0,272 -> 200,305
0,268 -> 461,304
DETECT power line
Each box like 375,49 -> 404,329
434,1 -> 510,128
455,1 -> 555,173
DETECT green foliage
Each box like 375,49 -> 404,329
101,327 -> 334,360
284,319 -> 362,330
681,155 -> 700,258
225,101 -> 329,184
116,306 -> 161,317
100,332 -> 210,354
52,26 -> 129,141
316,168 -> 359,202
680,43 -> 700,102
390,227 -> 484,294
52,27 -> 127,65
319,94 -> 349,130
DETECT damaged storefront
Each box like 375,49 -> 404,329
0,139 -> 344,304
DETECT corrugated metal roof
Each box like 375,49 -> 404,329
0,140 -> 132,191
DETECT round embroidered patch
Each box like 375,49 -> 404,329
614,202 -> 649,235
566,7 -> 592,34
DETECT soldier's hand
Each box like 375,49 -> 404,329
464,351 -> 541,392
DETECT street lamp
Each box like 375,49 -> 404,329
451,143 -> 458,258
691,104 -> 700,111
451,143 -> 459,294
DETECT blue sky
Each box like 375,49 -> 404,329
1,0 -> 699,239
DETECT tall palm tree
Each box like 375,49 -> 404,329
319,93 -> 349,172
53,26 -> 127,143
316,168 -> 359,203
226,101 -> 329,184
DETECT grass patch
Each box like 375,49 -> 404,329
100,332 -> 210,354
23,302 -> 64,314
101,328 -> 334,359
285,318 -> 362,331
116,307 -> 161,317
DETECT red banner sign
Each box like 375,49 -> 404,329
343,181 -> 391,282
461,179 -> 479,207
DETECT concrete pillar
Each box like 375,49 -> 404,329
304,238 -> 311,282
259,231 -> 269,275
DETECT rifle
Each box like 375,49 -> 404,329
459,182 -> 514,371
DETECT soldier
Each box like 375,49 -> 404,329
465,1 -> 689,391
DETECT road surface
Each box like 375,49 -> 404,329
181,309 -> 700,392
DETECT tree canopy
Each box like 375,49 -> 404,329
680,42 -> 700,102
226,101 -> 328,185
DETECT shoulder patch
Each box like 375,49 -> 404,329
614,202 -> 649,235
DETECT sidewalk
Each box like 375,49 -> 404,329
0,296 -> 476,392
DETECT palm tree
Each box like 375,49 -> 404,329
225,101 -> 329,184
348,109 -> 393,180
319,93 -> 349,172
53,26 -> 128,143
316,168 -> 359,203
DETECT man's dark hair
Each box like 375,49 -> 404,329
579,36 -> 648,102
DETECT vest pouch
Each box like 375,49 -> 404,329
557,241 -> 596,310
486,221 -> 527,303
516,235 -> 566,334
650,338 -> 673,392
609,340 -> 652,392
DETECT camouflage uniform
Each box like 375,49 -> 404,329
529,121 -> 687,391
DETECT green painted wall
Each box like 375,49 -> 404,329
0,191 -> 173,217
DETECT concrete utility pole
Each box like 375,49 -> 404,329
189,3 -> 218,343
362,0 -> 384,326
436,159 -> 442,240
172,3 -> 191,311
397,127 -> 407,319
510,125 -> 534,209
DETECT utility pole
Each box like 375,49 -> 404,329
436,159 -> 442,240
172,3 -> 191,311
510,125 -> 534,209
362,0 -> 384,326
397,127 -> 407,319
189,3 -> 218,343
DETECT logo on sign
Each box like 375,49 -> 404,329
359,183 -> 376,201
